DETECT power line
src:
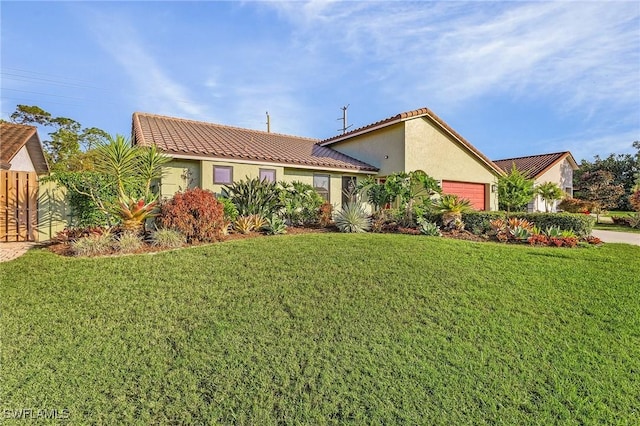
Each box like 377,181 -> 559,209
1,66 -> 98,85
1,72 -> 110,91
2,88 -> 87,100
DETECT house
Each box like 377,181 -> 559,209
132,113 -> 379,205
319,108 -> 503,210
132,107 -> 504,211
493,151 -> 578,212
0,122 -> 49,241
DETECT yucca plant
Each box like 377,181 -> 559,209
433,194 -> 473,230
334,202 -> 371,233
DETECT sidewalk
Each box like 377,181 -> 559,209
0,242 -> 37,263
591,230 -> 640,246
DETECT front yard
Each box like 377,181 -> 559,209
1,234 -> 638,424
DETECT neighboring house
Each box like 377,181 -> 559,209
132,113 -> 378,205
0,122 -> 50,241
493,151 -> 578,213
320,108 -> 504,210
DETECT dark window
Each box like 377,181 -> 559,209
213,166 -> 233,184
313,174 -> 330,202
259,168 -> 276,183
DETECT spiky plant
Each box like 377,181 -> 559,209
417,217 -> 441,236
433,194 -> 472,230
233,216 -> 255,234
334,202 -> 371,233
263,216 -> 287,235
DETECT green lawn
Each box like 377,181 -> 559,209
1,235 -> 639,424
593,223 -> 640,234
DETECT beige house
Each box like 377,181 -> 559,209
133,108 -> 504,211
132,113 -> 378,206
493,151 -> 578,212
320,108 -> 504,210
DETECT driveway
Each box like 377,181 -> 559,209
591,230 -> 640,246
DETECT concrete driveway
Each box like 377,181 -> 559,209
591,230 -> 640,246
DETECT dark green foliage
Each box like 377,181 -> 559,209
1,236 -> 638,424
224,177 -> 282,218
279,181 -> 323,225
498,165 -> 535,213
513,212 -> 595,237
461,211 -> 507,234
575,170 -> 625,211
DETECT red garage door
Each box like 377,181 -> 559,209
442,181 -> 486,211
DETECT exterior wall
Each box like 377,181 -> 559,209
9,146 -> 36,172
159,160 -> 202,199
403,118 -> 499,210
161,159 -> 361,210
324,123 -> 405,176
529,159 -> 574,212
37,179 -> 68,241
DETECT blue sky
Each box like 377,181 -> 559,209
2,1 -> 639,162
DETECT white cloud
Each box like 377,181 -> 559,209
83,9 -> 209,119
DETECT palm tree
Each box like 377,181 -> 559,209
535,182 -> 564,212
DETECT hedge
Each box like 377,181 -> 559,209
446,211 -> 596,236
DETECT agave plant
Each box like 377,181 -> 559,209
334,202 -> 371,233
262,216 -> 287,235
417,217 -> 441,236
248,214 -> 267,230
233,216 -> 255,234
433,194 -> 472,230
544,226 -> 563,238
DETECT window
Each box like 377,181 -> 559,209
259,168 -> 276,183
213,166 -> 233,184
313,174 -> 330,202
564,187 -> 573,197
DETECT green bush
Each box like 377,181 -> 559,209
224,177 -> 282,218
279,181 -> 323,225
71,233 -> 114,256
514,212 -> 595,237
151,229 -> 185,248
218,197 -> 239,222
115,232 -> 143,253
262,216 -> 287,235
461,211 -> 506,235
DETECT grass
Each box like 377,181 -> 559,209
593,223 -> 640,233
1,234 -> 639,424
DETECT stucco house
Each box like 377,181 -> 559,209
0,122 -> 50,241
493,151 -> 578,213
132,108 -> 504,211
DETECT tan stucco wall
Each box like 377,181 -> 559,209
37,179 -> 68,241
161,159 -> 360,209
324,123 -> 405,176
531,159 -> 574,212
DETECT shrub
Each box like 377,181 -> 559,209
433,194 -> 472,230
233,216 -> 255,234
558,197 -> 596,214
218,197 -> 239,222
158,188 -> 226,243
335,202 -> 371,233
280,181 -> 324,225
417,217 -> 441,236
151,229 -> 185,248
263,216 -> 287,235
514,212 -> 595,237
225,177 -> 282,217
461,211 -> 505,234
54,226 -> 110,243
71,233 -> 114,256
630,190 -> 640,212
115,232 -> 143,253
318,202 -> 333,227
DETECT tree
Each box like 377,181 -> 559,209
8,104 -> 109,172
535,181 -> 564,212
574,170 -> 624,219
574,142 -> 640,210
497,165 -> 535,213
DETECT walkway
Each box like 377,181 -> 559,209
591,230 -> 640,246
0,242 -> 38,263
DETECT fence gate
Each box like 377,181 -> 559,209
0,171 -> 38,242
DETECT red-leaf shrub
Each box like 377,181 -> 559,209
629,190 -> 640,212
558,198 -> 596,214
158,188 -> 226,243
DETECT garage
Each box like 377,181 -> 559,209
441,181 -> 486,211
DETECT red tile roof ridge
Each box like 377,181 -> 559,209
132,112 -> 319,142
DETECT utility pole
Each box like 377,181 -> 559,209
266,111 -> 271,133
337,105 -> 353,134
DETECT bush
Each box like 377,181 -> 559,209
280,181 -> 324,225
461,211 -> 506,235
115,232 -> 143,253
629,190 -> 640,212
71,233 -> 114,256
151,229 -> 185,248
318,202 -> 333,227
158,188 -> 226,243
218,197 -> 238,222
416,218 -> 441,236
558,197 -> 597,213
335,202 -> 371,233
514,212 -> 595,237
263,216 -> 287,235
224,177 -> 281,218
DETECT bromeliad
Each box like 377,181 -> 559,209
115,195 -> 159,233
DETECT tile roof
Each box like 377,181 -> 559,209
0,122 -> 49,174
319,107 -> 503,176
132,113 -> 378,173
493,151 -> 578,179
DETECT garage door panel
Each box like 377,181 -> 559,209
442,180 -> 485,210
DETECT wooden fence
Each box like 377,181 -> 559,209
0,171 -> 39,242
